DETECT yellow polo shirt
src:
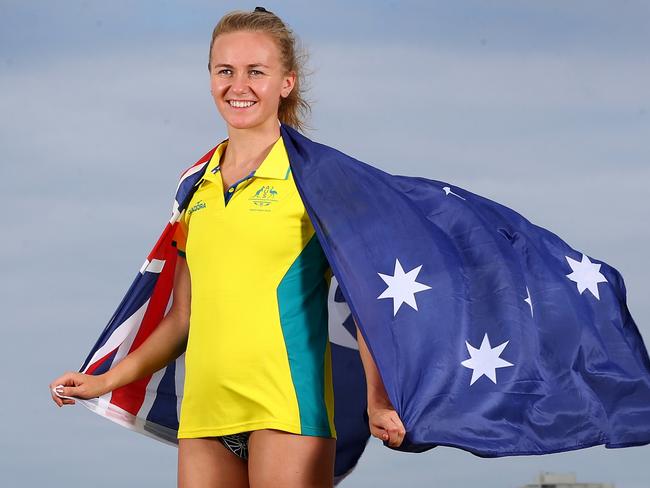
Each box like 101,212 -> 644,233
173,135 -> 336,439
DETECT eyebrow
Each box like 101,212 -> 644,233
213,63 -> 270,69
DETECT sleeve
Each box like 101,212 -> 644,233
172,210 -> 188,258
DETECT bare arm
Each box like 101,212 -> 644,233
354,318 -> 406,447
50,256 -> 192,404
103,256 -> 192,390
355,320 -> 393,411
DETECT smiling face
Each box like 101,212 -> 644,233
209,30 -> 296,131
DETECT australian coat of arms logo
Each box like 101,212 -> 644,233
249,185 -> 279,210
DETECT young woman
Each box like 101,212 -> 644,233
50,7 -> 405,488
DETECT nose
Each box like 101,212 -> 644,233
230,72 -> 250,95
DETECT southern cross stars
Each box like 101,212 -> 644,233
565,253 -> 608,300
377,258 -> 432,316
461,333 -> 514,386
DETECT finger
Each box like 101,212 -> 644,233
385,418 -> 406,447
394,428 -> 405,447
58,386 -> 72,398
386,425 -> 401,447
372,425 -> 390,442
52,384 -> 77,400
389,415 -> 406,446
381,420 -> 400,445
50,375 -> 77,399
50,389 -> 63,407
371,425 -> 388,441
50,372 -> 77,389
390,413 -> 405,429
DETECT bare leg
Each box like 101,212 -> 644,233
248,429 -> 336,488
178,437 -> 249,488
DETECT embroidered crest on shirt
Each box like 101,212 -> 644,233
249,185 -> 279,212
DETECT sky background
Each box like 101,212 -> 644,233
2,0 -> 649,486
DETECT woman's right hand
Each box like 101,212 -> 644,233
49,371 -> 110,407
50,257 -> 191,408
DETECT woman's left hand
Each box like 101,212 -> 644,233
368,405 -> 406,447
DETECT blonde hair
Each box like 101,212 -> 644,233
208,7 -> 312,132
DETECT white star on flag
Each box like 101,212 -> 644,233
377,258 -> 432,316
442,186 -> 466,200
461,333 -> 514,385
524,286 -> 533,317
565,253 -> 608,300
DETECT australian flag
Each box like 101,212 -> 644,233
66,123 -> 650,485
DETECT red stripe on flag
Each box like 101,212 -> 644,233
86,348 -> 119,375
180,146 -> 219,178
110,231 -> 179,415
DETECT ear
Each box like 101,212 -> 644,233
281,71 -> 297,98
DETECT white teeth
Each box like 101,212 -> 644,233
229,100 -> 256,108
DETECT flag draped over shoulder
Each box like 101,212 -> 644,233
69,123 -> 650,484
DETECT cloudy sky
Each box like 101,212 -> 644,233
2,1 -> 649,487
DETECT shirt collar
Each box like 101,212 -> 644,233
200,134 -> 291,184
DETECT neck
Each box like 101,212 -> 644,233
223,117 -> 281,170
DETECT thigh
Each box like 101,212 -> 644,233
248,429 -> 336,488
178,437 -> 249,488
